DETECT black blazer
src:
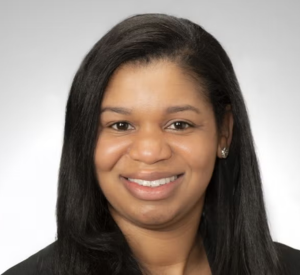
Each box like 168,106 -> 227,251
2,242 -> 300,274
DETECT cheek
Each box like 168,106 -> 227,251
94,135 -> 130,200
172,133 -> 218,186
192,141 -> 217,171
94,135 -> 129,172
173,133 -> 217,164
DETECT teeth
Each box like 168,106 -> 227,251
128,175 -> 178,187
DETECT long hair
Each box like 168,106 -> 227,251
54,13 -> 286,275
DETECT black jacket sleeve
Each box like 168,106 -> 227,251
275,242 -> 300,275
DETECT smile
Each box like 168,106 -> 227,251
126,175 -> 180,187
121,173 -> 184,200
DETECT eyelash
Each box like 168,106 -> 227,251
109,121 -> 193,131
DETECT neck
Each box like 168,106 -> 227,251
110,206 -> 210,275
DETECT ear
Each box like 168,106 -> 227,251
217,105 -> 234,159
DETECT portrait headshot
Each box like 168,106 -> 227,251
1,1 -> 300,275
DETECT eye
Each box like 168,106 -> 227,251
110,121 -> 134,131
167,121 -> 193,130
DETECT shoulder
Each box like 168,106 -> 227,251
274,242 -> 300,275
2,242 -> 56,275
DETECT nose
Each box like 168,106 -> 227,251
127,126 -> 172,164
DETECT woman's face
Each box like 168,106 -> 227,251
94,60 -> 221,229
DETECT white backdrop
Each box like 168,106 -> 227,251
1,0 -> 299,273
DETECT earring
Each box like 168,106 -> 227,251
221,147 -> 229,158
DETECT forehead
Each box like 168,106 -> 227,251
102,60 -> 209,107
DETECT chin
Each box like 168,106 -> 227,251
129,205 -> 181,229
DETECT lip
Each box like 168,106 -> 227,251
120,173 -> 184,201
121,171 -> 183,181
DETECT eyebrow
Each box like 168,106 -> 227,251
100,104 -> 201,115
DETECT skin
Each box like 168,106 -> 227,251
94,59 -> 233,275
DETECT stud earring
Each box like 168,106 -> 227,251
221,147 -> 229,158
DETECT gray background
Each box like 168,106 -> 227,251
0,0 -> 299,272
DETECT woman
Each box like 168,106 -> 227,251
3,13 -> 300,275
